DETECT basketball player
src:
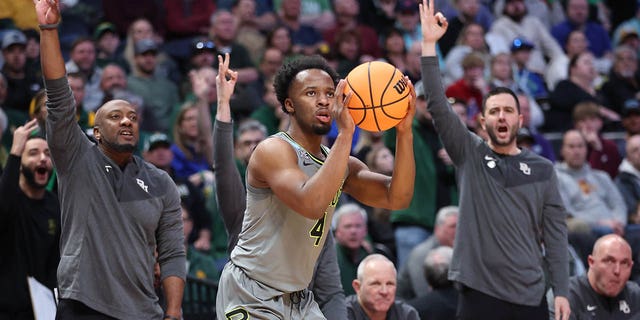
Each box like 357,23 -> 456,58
215,53 -> 416,319
418,0 -> 571,319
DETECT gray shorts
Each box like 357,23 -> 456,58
216,262 -> 326,320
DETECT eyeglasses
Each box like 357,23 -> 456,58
194,41 -> 215,51
239,139 -> 262,147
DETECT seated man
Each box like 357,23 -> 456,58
396,205 -> 458,300
568,234 -> 640,319
333,202 -> 373,296
347,254 -> 419,320
408,246 -> 457,320
556,130 -> 627,236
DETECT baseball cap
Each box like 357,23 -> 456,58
395,0 -> 418,14
134,38 -> 159,55
511,38 -> 534,52
93,22 -> 117,40
192,38 -> 215,55
2,30 -> 27,50
516,127 -> 535,144
622,99 -> 640,117
619,27 -> 639,43
144,132 -> 171,152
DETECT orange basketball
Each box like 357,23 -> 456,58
344,61 -> 411,132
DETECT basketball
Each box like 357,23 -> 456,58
344,61 -> 411,132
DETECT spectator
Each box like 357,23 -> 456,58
209,9 -> 261,118
265,26 -> 301,65
551,0 -> 612,60
233,119 -> 268,183
443,22 -> 491,87
516,93 -> 555,162
333,203 -> 373,296
568,234 -> 640,319
492,0 -> 565,30
66,72 -> 94,132
546,52 -> 618,133
556,129 -> 627,237
232,0 -> 268,66
407,246 -> 457,320
385,80 -> 458,269
2,29 -> 43,114
102,0 -> 164,37
250,76 -> 289,136
65,37 -> 102,112
180,202 -> 219,281
510,38 -> 549,102
347,254 -> 420,320
397,206 -> 458,300
143,132 -> 213,252
572,101 -> 622,179
99,63 -> 129,104
277,0 -> 325,56
622,100 -> 640,138
394,0 -> 422,52
0,119 -> 60,320
127,38 -> 181,133
600,45 -> 640,117
617,134 -> 640,226
274,0 -> 335,32
445,52 -> 488,123
93,22 -> 126,70
332,29 -> 364,78
438,0 -> 493,57
164,0 -> 215,41
122,18 -> 181,85
324,0 -> 381,60
380,27 -> 409,74
490,0 -> 565,76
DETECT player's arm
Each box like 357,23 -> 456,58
248,80 -> 354,220
248,134 -> 351,220
36,0 -> 65,80
343,80 -> 416,210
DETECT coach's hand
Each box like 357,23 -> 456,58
554,296 -> 570,320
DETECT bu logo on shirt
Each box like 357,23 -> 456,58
137,178 -> 149,193
620,300 -> 630,314
519,162 -> 531,175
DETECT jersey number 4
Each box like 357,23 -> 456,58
309,213 -> 326,246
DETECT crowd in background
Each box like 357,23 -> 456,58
2,0 -> 640,317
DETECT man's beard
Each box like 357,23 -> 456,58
487,124 -> 518,147
313,123 -> 331,135
102,138 -> 137,153
21,166 -> 49,189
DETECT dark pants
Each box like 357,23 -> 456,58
55,299 -> 117,320
457,286 -> 548,320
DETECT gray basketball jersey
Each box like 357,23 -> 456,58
230,132 -> 344,292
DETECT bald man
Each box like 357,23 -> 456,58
36,0 -> 186,319
568,234 -> 640,319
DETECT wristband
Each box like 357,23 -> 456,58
39,23 -> 60,30
163,316 -> 179,320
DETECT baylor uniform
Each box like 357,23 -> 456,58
216,132 -> 344,320
569,275 -> 640,320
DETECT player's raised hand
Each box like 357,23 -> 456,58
33,0 -> 60,26
333,79 -> 355,135
10,119 -> 39,156
216,53 -> 238,106
419,0 -> 448,43
396,76 -> 416,134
